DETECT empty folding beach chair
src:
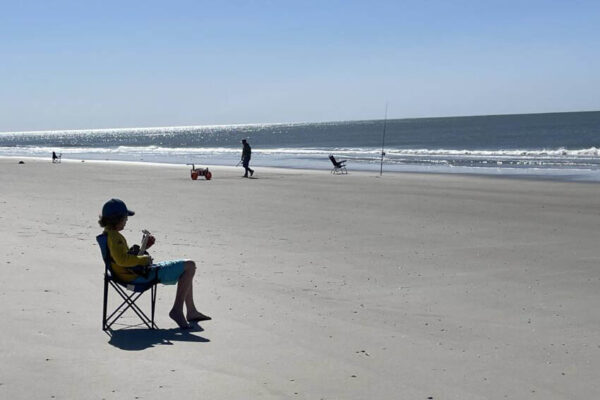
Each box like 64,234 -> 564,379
329,154 -> 348,174
97,233 -> 158,331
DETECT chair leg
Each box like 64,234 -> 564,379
150,284 -> 157,329
103,278 -> 109,331
114,291 -> 152,329
104,281 -> 157,330
107,290 -> 144,327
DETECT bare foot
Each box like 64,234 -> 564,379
187,311 -> 212,322
169,310 -> 190,329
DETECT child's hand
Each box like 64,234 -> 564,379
146,235 -> 156,248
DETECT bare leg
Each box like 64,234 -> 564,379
185,283 -> 199,316
185,263 -> 212,321
169,261 -> 195,328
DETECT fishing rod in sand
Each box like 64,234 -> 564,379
379,103 -> 388,176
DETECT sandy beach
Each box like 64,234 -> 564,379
0,157 -> 599,399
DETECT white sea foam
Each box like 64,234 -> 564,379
2,145 -> 599,159
384,147 -> 600,158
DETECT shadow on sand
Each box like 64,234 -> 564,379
107,324 -> 209,350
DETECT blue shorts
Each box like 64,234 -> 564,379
132,260 -> 185,285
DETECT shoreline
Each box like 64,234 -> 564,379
3,154 -> 600,184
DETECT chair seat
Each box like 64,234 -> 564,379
106,274 -> 155,293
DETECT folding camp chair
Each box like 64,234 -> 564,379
97,233 -> 158,331
329,154 -> 348,174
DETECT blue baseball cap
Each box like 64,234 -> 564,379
102,198 -> 135,218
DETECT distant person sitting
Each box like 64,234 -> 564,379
98,198 -> 211,329
241,139 -> 254,178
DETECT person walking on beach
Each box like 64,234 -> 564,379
241,139 -> 254,177
98,198 -> 211,329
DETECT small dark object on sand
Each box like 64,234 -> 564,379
18,161 -> 24,164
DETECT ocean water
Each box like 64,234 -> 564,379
1,111 -> 599,181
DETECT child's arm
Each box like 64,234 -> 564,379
107,231 -> 151,267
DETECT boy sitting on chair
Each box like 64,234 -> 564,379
99,198 -> 210,329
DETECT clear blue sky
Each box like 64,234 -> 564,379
1,0 -> 599,131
